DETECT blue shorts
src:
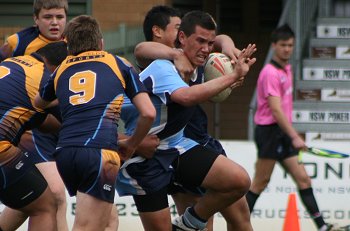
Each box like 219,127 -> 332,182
18,129 -> 58,163
54,147 -> 120,203
116,149 -> 177,196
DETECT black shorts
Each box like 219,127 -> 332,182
172,145 -> 219,190
0,165 -> 47,209
133,186 -> 169,212
254,124 -> 298,161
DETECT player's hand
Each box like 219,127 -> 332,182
230,76 -> 245,89
117,139 -> 137,161
136,134 -> 160,159
174,49 -> 194,82
233,44 -> 257,78
291,135 -> 307,150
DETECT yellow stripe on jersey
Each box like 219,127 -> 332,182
101,149 -> 121,182
6,32 -> 52,56
54,51 -> 126,90
6,56 -> 46,112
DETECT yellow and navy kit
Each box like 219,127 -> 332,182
6,26 -> 54,57
0,53 -> 50,148
40,51 -> 147,151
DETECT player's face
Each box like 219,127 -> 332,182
161,16 -> 181,48
272,37 -> 294,63
180,25 -> 216,67
34,8 -> 66,41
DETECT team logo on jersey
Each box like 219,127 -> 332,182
15,161 -> 24,170
103,184 -> 112,191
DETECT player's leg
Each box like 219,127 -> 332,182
21,187 -> 58,231
173,146 -> 251,230
282,156 -> 329,230
133,187 -> 172,231
18,130 -> 69,231
220,197 -> 253,231
73,191 -> 113,231
36,161 -> 68,231
0,207 -> 28,231
104,204 -> 119,231
170,188 -> 214,230
246,158 -> 276,211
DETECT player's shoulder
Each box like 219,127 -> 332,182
16,26 -> 40,39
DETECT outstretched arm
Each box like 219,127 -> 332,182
171,44 -> 257,106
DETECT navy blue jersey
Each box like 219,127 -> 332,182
6,26 -> 54,58
0,53 -> 49,146
40,51 -> 146,151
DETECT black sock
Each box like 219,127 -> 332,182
299,187 -> 325,228
245,190 -> 260,212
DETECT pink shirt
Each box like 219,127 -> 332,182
254,62 -> 293,125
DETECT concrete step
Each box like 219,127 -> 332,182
309,38 -> 350,59
302,59 -> 350,80
293,101 -> 350,129
317,17 -> 350,38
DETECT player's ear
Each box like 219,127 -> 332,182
33,14 -> 39,26
99,38 -> 104,50
152,25 -> 162,39
178,31 -> 186,46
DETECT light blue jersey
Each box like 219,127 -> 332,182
117,59 -> 199,196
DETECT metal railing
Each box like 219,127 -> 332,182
247,0 -> 319,140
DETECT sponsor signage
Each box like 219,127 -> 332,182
293,110 -> 350,123
297,89 -> 350,102
305,132 -> 350,142
317,25 -> 350,38
311,46 -> 350,59
9,141 -> 350,231
303,67 -> 350,80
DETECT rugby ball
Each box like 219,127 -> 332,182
204,53 -> 234,103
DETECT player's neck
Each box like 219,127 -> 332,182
272,56 -> 289,68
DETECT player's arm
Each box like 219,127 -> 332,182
171,44 -> 256,106
268,96 -> 306,150
0,42 -> 12,62
34,95 -> 57,110
134,41 -> 194,79
38,113 -> 61,133
213,34 -> 241,63
118,92 -> 156,160
118,133 -> 159,159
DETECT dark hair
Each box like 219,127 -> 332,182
271,24 -> 295,43
175,10 -> 217,47
143,5 -> 181,41
33,0 -> 68,16
36,41 -> 67,66
64,15 -> 103,55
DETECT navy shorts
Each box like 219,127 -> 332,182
18,129 -> 58,163
54,147 -> 120,203
0,142 -> 47,209
254,124 -> 298,161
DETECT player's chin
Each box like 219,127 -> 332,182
194,57 -> 207,66
47,33 -> 62,41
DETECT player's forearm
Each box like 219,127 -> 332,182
134,42 -> 180,68
272,109 -> 299,139
128,115 -> 155,148
173,74 -> 238,106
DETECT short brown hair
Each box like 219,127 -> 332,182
64,15 -> 103,55
33,0 -> 68,17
